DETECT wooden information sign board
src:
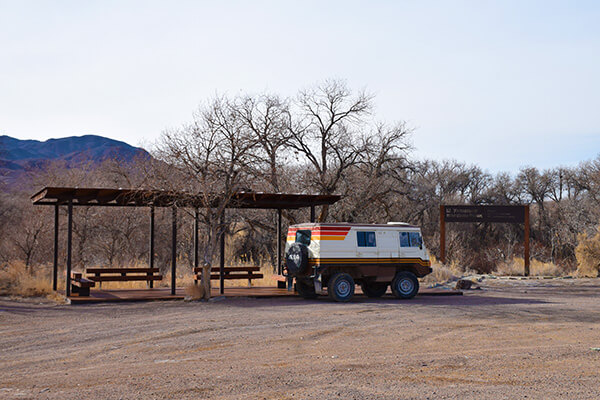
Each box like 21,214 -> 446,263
440,205 -> 530,275
444,205 -> 525,223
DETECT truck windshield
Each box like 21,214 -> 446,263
295,230 -> 311,246
400,231 -> 422,248
409,232 -> 422,247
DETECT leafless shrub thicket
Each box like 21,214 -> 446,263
1,79 -> 600,282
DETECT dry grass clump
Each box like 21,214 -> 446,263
493,257 -> 565,277
89,260 -> 275,291
222,262 -> 278,288
93,271 -> 196,290
575,231 -> 600,277
0,258 -> 274,297
420,256 -> 467,285
0,261 -> 53,297
422,254 -> 571,284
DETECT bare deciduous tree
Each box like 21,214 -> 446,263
3,83 -> 600,280
155,96 -> 258,298
288,79 -> 373,221
235,94 -> 292,192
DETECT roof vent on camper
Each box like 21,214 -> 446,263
387,222 -> 411,226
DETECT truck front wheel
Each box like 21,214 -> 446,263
391,271 -> 419,299
360,281 -> 388,298
327,273 -> 355,302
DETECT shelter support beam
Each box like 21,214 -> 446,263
149,206 -> 155,288
277,209 -> 282,274
310,206 -> 315,223
53,204 -> 59,291
440,205 -> 446,264
194,208 -> 199,284
171,206 -> 177,295
524,205 -> 530,276
66,201 -> 73,297
220,215 -> 225,295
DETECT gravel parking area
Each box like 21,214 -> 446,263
1,278 -> 600,399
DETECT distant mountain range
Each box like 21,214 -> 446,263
0,135 -> 150,173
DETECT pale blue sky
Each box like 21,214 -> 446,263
1,0 -> 599,172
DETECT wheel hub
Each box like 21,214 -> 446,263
337,280 -> 351,297
399,278 -> 413,294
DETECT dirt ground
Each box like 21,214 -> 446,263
1,278 -> 600,400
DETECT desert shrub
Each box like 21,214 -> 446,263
0,261 -> 52,297
575,229 -> 600,277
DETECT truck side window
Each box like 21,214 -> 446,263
399,232 -> 410,247
357,231 -> 376,247
295,230 -> 311,246
409,232 -> 422,247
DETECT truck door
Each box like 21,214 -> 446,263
356,230 -> 378,259
377,231 -> 397,258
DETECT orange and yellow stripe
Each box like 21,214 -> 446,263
287,226 -> 352,241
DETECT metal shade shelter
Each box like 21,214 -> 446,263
32,187 -> 341,297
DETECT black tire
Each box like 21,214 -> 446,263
327,273 -> 355,302
296,279 -> 317,299
360,281 -> 388,298
391,271 -> 419,299
285,243 -> 309,276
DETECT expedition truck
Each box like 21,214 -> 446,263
284,222 -> 432,302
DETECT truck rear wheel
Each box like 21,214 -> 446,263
391,271 -> 419,299
360,281 -> 388,298
296,279 -> 317,299
327,273 -> 355,302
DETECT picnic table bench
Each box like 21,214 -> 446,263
70,271 -> 95,296
85,267 -> 163,288
194,266 -> 263,286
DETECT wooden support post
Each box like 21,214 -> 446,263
524,205 -> 530,276
66,201 -> 73,297
440,205 -> 446,264
220,215 -> 225,295
148,205 -> 155,289
194,208 -> 199,285
52,204 -> 59,291
310,206 -> 315,223
171,206 -> 177,295
276,208 -> 282,274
